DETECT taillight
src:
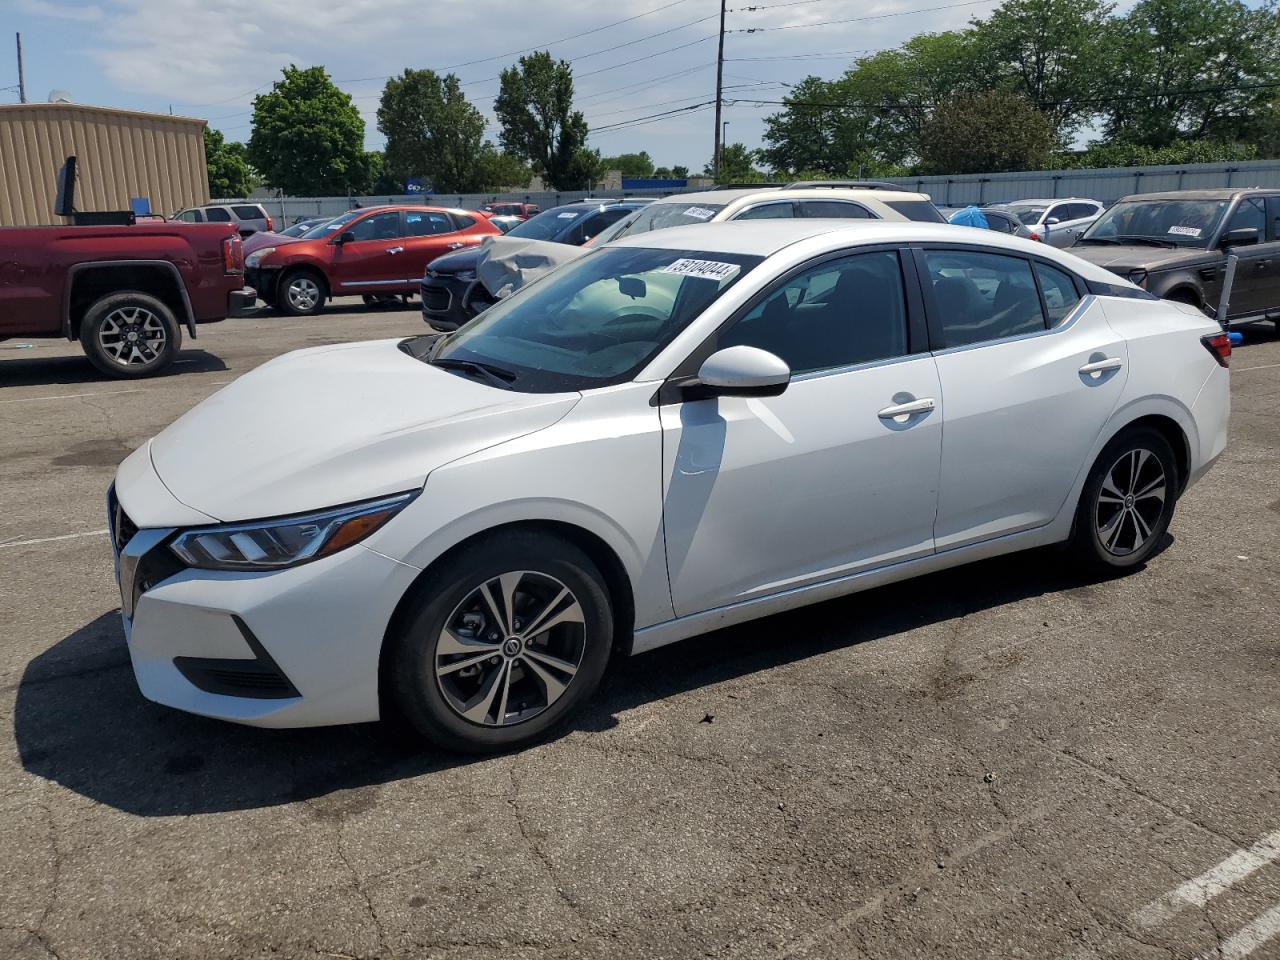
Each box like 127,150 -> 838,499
1029,231 -> 1042,242
1201,332 -> 1231,368
223,235 -> 244,275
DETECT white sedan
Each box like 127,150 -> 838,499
109,221 -> 1230,752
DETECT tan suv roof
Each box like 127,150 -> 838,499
653,185 -> 936,221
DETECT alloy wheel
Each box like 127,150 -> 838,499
287,276 -> 320,312
1094,448 -> 1167,557
98,306 -> 167,367
435,570 -> 586,727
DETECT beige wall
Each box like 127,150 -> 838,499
0,103 -> 209,227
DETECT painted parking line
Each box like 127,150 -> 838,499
0,388 -> 145,405
1195,904 -> 1280,960
1133,830 -> 1280,928
0,529 -> 109,549
1234,361 -> 1280,373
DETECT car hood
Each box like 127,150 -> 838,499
476,237 -> 587,299
148,338 -> 579,522
1067,243 -> 1214,273
426,245 -> 483,276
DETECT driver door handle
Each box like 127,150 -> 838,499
878,397 -> 935,420
1079,357 -> 1123,375
386,246 -> 404,255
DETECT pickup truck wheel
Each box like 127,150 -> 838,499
79,291 -> 180,379
280,269 -> 325,316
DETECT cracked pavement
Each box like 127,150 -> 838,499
1,302 -> 1278,959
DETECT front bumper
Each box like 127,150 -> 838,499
420,274 -> 474,331
245,266 -> 281,304
109,485 -> 419,728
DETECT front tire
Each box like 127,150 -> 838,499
79,290 -> 181,379
1070,426 -> 1178,571
385,532 -> 613,753
279,269 -> 325,316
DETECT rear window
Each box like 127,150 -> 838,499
884,199 -> 946,223
232,205 -> 264,220
204,207 -> 232,222
509,207 -> 586,241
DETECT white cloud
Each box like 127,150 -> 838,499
16,0 -> 103,21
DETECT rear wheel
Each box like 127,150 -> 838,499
385,532 -> 613,753
1070,426 -> 1178,571
79,290 -> 180,379
279,269 -> 325,316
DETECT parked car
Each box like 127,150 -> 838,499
108,219 -> 1229,751
242,217 -> 332,256
947,206 -> 1036,240
1069,188 -> 1280,328
996,198 -> 1104,247
246,206 -> 500,316
421,200 -> 648,331
174,203 -> 273,238
0,221 -> 253,377
480,202 -> 540,220
488,215 -> 525,234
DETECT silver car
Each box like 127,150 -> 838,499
173,202 -> 273,237
997,198 -> 1104,247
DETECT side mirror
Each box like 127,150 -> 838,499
686,346 -> 790,399
334,230 -> 356,245
1221,227 -> 1259,247
1045,217 -> 1060,226
618,276 -> 647,299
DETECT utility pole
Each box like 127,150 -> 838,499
16,33 -> 27,104
713,0 -> 726,178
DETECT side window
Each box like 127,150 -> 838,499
1226,197 -> 1266,235
581,208 -> 630,241
720,251 -> 909,375
232,205 -> 263,220
204,207 -> 231,222
405,211 -> 455,236
1035,263 -> 1082,327
1072,203 -> 1101,221
796,200 -> 873,219
923,250 -> 1045,347
988,214 -> 1017,234
176,210 -> 200,223
450,213 -> 477,231
348,211 -> 402,241
734,202 -> 795,220
1045,204 -> 1070,224
1267,197 -> 1280,241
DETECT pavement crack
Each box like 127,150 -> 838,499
508,755 -> 591,935
303,794 -> 392,959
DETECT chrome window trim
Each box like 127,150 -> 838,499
787,349 -> 930,384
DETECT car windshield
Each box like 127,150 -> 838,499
609,201 -> 726,239
1080,199 -> 1227,247
1004,205 -> 1049,225
508,207 -> 587,241
280,220 -> 319,238
431,246 -> 762,392
299,212 -> 358,240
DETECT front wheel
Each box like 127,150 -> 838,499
1070,427 -> 1178,571
279,269 -> 325,316
385,532 -> 613,753
79,290 -> 181,378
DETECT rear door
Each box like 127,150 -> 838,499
401,210 -> 471,282
919,246 -> 1128,549
328,210 -> 407,294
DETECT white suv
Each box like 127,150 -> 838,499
995,198 -> 1104,247
174,203 -> 273,237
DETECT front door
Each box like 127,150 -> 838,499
919,247 -> 1129,550
329,210 -> 407,294
660,249 -> 942,617
1222,197 -> 1280,320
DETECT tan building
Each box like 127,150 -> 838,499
0,102 -> 209,227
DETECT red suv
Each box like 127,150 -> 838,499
246,206 -> 499,315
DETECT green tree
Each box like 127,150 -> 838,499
1100,0 -> 1280,147
705,143 -> 767,184
361,151 -> 406,193
493,51 -> 590,190
917,90 -> 1056,173
599,151 -> 654,177
248,66 -> 366,195
475,144 -> 533,189
1057,138 -> 1258,168
671,164 -> 690,179
377,69 -> 487,193
973,0 -> 1116,138
204,127 -> 252,198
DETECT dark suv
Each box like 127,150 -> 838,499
421,200 -> 648,331
1069,188 -> 1280,328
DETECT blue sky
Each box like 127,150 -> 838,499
0,0 -> 1270,172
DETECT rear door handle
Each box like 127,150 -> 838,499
1079,357 -> 1123,376
878,397 -> 935,420
387,246 -> 404,255
447,242 -> 465,250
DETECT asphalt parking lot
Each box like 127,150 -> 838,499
1,301 -> 1278,960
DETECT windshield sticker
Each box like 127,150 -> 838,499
661,258 -> 741,282
682,206 -> 716,221
557,211 -> 580,219
1168,225 -> 1202,237
325,223 -> 342,230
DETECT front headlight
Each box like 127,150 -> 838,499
245,247 -> 277,268
169,492 -> 416,571
1126,268 -> 1148,286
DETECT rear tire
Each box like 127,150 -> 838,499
79,290 -> 181,379
385,531 -> 613,753
279,268 -> 325,316
1070,426 -> 1178,572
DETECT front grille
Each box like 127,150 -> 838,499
421,285 -> 452,312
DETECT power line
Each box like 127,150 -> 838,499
732,0 -> 995,32
591,100 -> 717,133
724,49 -> 875,61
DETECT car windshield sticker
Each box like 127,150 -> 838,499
325,223 -> 343,230
682,207 -> 716,220
1169,225 -> 1202,237
558,211 -> 581,219
661,258 -> 741,282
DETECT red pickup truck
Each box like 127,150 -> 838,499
0,222 -> 255,378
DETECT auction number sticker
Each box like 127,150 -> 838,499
682,207 -> 717,220
1168,225 -> 1202,237
661,258 -> 740,282
558,211 -> 580,219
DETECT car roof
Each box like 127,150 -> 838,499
1118,188 -> 1275,202
1001,198 -> 1098,206
608,219 -> 1129,284
649,186 -> 933,205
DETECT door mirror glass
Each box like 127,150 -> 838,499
691,346 -> 790,398
1221,227 -> 1260,247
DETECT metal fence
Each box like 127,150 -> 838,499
217,159 -> 1280,222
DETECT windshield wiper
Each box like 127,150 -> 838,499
1114,235 -> 1178,248
430,356 -> 518,389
